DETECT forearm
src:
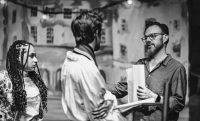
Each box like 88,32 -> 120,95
168,66 -> 187,112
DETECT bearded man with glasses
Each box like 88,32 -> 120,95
141,23 -> 168,60
92,21 -> 187,121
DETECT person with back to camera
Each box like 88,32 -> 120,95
61,10 -> 127,121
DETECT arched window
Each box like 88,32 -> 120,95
55,68 -> 62,91
40,68 -> 50,88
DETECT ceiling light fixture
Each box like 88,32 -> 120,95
0,0 -> 6,5
127,0 -> 133,5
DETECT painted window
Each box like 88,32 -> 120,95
31,7 -> 37,17
46,7 -> 55,18
31,26 -> 37,42
121,19 -> 128,32
12,10 -> 16,24
120,44 -> 127,59
46,27 -> 54,44
63,8 -> 72,19
101,28 -> 106,44
40,68 -> 50,88
55,68 -> 62,91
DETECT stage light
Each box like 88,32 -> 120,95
42,14 -> 49,20
122,0 -> 133,9
0,0 -> 6,5
127,0 -> 133,5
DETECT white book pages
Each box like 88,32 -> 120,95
113,65 -> 159,111
127,64 -> 146,103
114,98 -> 155,110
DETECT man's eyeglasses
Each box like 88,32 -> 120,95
141,33 -> 165,42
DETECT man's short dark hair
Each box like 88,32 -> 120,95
144,21 -> 169,35
71,10 -> 103,45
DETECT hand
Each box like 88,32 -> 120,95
91,100 -> 113,119
137,86 -> 157,100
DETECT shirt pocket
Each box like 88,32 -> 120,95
148,75 -> 169,95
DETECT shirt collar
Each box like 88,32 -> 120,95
141,54 -> 172,66
161,54 -> 172,66
73,48 -> 95,62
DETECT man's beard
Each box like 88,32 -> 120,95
145,42 -> 164,58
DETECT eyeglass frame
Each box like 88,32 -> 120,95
141,33 -> 165,43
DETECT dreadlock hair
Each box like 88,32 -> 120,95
71,10 -> 103,45
27,71 -> 48,119
6,40 -> 48,120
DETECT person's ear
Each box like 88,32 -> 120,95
93,30 -> 99,42
162,34 -> 169,44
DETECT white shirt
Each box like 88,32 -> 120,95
61,49 -> 127,121
0,70 -> 41,121
22,77 -> 41,121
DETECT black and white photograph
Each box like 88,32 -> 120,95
0,0 -> 198,121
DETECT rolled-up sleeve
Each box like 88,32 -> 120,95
169,65 -> 187,113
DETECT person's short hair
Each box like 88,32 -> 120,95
144,21 -> 169,35
144,21 -> 169,44
71,10 -> 103,45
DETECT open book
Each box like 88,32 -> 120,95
113,65 -> 159,112
113,98 -> 156,111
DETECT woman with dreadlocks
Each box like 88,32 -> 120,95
0,40 -> 48,121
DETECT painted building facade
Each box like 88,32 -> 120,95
0,0 -> 113,95
0,0 -> 188,99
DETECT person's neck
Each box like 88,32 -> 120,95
23,70 -> 35,77
76,44 -> 96,60
23,71 -> 28,77
149,48 -> 167,71
76,44 -> 98,66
